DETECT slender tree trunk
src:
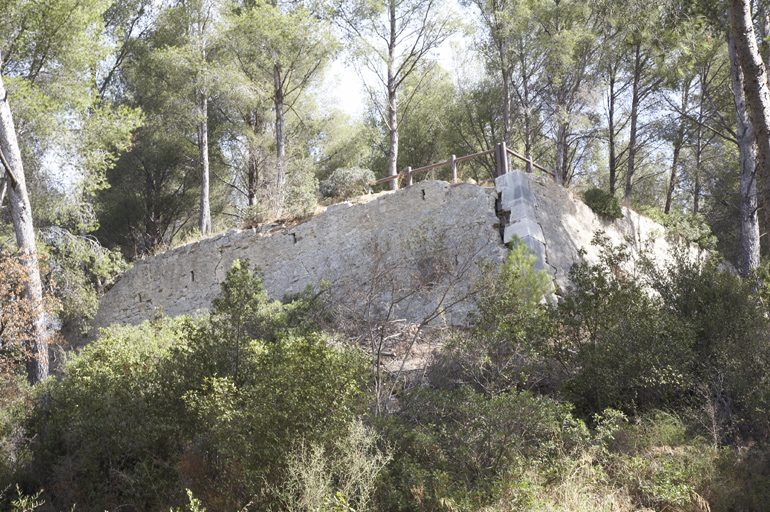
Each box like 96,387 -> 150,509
693,90 -> 705,214
608,66 -> 618,195
555,122 -> 568,183
247,151 -> 258,206
386,0 -> 399,190
728,27 -> 760,276
501,64 -> 512,149
666,145 -> 681,214
522,67 -> 533,174
0,72 -> 48,384
666,81 -> 689,214
197,90 -> 211,236
273,66 -> 286,203
731,0 -> 770,231
247,110 -> 265,207
626,43 -> 642,201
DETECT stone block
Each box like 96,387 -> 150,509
495,169 -> 530,193
519,235 -> 547,273
504,217 -> 545,245
500,185 -> 536,211
505,197 -> 537,223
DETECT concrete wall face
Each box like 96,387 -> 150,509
88,174 -> 682,341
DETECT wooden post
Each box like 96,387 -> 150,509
407,166 -> 413,186
451,155 -> 457,183
500,141 -> 509,175
495,143 -> 502,177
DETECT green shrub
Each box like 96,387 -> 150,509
641,206 -> 717,250
432,238 -> 554,394
39,226 -> 129,333
320,167 -> 375,201
26,315 -> 188,510
583,187 -> 623,220
24,261 -> 368,511
645,253 -> 770,442
284,169 -> 319,219
553,236 -> 695,416
376,386 -> 588,511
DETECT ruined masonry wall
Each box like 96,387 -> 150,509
88,175 -> 680,343
88,181 -> 507,341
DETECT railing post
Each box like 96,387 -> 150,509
451,155 -> 457,183
407,166 -> 413,186
500,141 -> 509,175
495,143 -> 502,177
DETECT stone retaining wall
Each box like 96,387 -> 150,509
85,174 -> 683,344
85,181 -> 507,342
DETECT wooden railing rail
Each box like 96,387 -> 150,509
370,142 -> 556,190
505,147 -> 556,178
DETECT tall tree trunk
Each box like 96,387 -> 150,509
693,89 -> 705,214
555,121 -> 568,183
274,65 -> 286,203
665,81 -> 689,214
0,72 -> 48,384
665,144 -> 682,214
522,67 -> 533,174
247,150 -> 258,207
386,0 -> 399,190
247,109 -> 265,207
728,26 -> 760,276
625,43 -> 642,201
731,0 -> 770,231
608,65 -> 618,195
501,64 -> 512,150
197,90 -> 211,236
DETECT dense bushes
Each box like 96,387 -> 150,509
4,236 -> 770,511
21,262 -> 367,511
377,386 -> 588,511
320,167 -> 375,201
583,187 -> 623,219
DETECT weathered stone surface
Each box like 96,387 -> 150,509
86,173 -> 686,346
86,181 -> 507,343
503,218 -> 545,245
525,173 -> 684,292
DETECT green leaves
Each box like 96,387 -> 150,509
2,0 -> 141,198
25,261 -> 367,510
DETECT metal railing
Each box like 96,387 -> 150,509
370,142 -> 556,189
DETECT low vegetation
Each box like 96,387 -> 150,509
583,187 -> 623,220
1,237 -> 770,511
